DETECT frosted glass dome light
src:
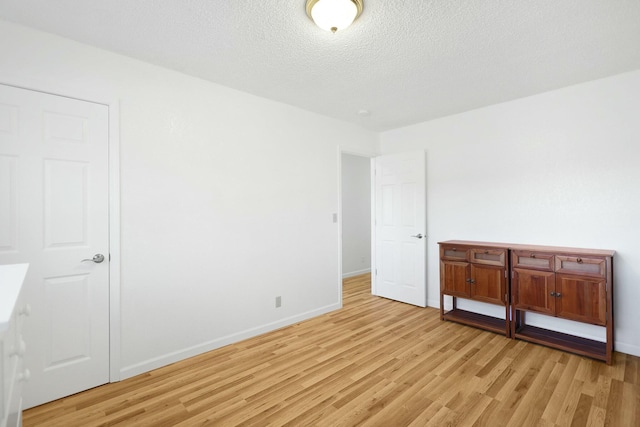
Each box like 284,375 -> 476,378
306,0 -> 364,33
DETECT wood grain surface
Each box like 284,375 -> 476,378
24,274 -> 638,426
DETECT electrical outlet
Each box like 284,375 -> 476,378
275,296 -> 282,308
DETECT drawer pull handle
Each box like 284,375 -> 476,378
484,250 -> 489,254
530,253 -> 536,258
452,248 -> 456,251
576,258 -> 583,263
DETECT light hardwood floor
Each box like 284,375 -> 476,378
24,274 -> 639,426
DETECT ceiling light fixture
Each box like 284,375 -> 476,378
306,0 -> 363,33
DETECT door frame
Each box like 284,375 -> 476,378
370,151 -> 428,305
0,81 -> 122,382
337,147 -> 376,304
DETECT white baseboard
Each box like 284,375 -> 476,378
119,302 -> 341,380
614,341 -> 640,358
342,268 -> 371,279
120,299 -> 640,380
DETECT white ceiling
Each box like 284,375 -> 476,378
1,0 -> 640,131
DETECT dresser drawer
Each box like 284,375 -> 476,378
555,255 -> 606,277
440,245 -> 469,261
6,355 -> 24,427
470,248 -> 506,266
1,264 -> 29,427
2,314 -> 18,427
512,250 -> 554,271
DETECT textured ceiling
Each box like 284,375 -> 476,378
1,0 -> 640,131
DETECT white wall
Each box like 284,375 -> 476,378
341,154 -> 371,278
380,70 -> 640,357
3,17 -> 638,377
0,20 -> 379,378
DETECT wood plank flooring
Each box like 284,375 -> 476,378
24,274 -> 639,426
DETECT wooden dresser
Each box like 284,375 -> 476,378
439,241 -> 615,364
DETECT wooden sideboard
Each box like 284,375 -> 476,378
439,241 -> 615,364
439,241 -> 510,336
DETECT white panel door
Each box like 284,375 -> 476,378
0,84 -> 110,408
373,151 -> 426,307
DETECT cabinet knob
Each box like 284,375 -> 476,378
470,279 -> 476,284
576,258 -> 583,263
19,304 -> 32,316
18,369 -> 31,382
11,339 -> 26,358
530,253 -> 536,258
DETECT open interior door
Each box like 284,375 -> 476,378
372,151 -> 427,307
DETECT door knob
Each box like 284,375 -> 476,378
411,234 -> 424,239
82,254 -> 105,263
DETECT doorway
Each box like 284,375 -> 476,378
340,152 -> 372,282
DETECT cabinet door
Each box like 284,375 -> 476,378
441,261 -> 470,298
555,274 -> 607,326
470,264 -> 506,305
512,268 -> 555,315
